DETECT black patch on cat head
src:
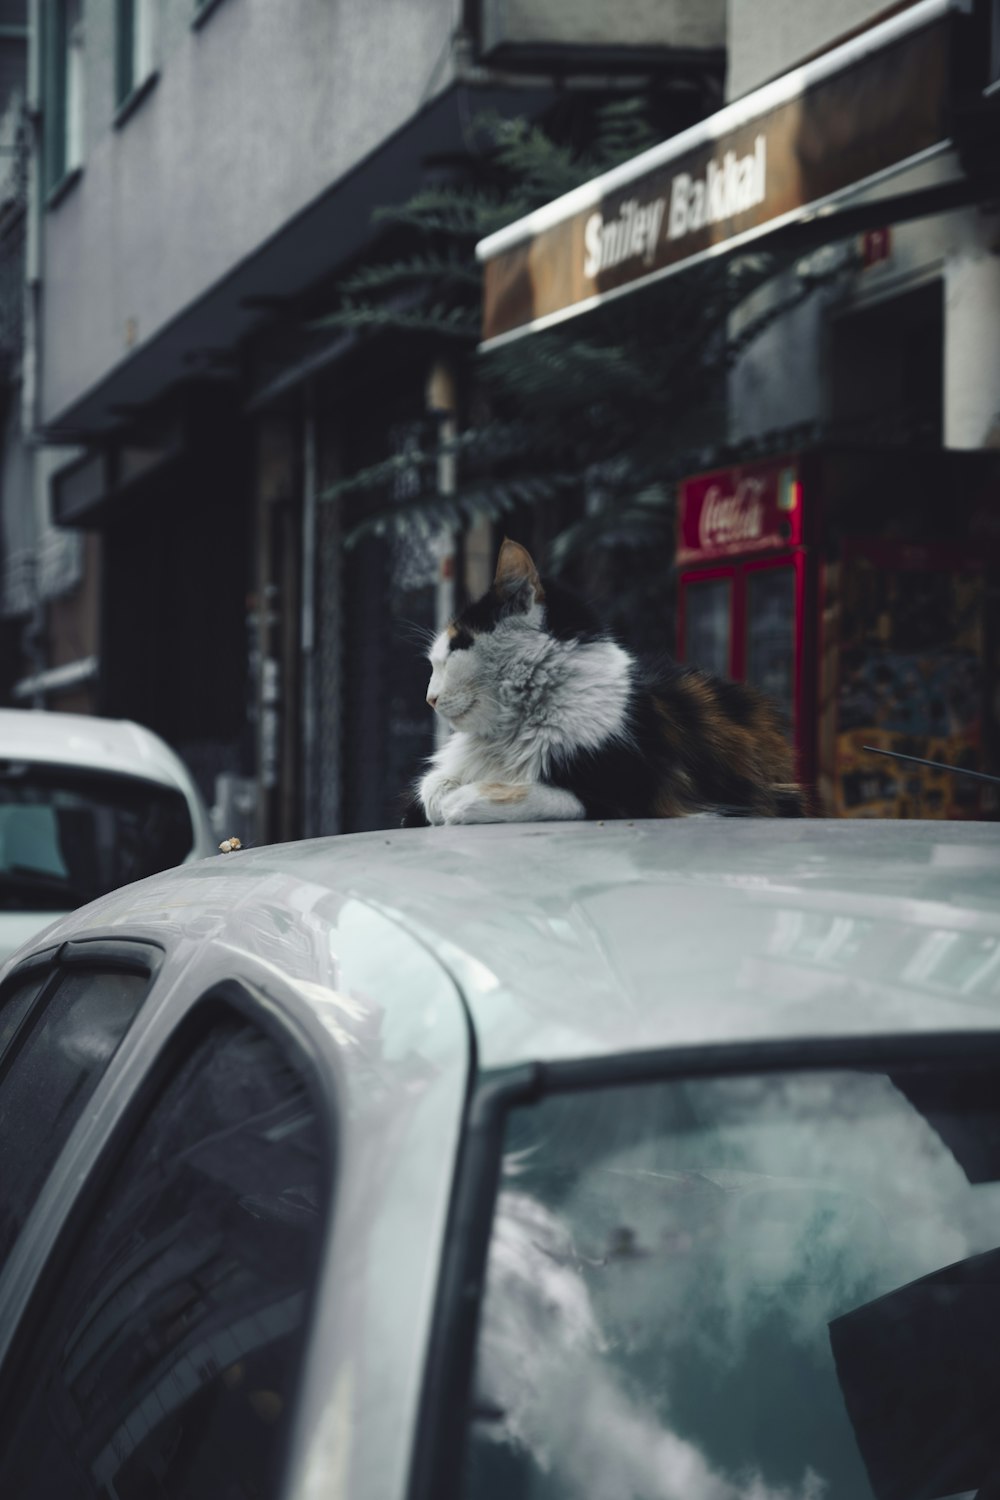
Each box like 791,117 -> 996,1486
540,578 -> 606,643
454,571 -> 607,644
454,588 -> 507,636
454,577 -> 536,634
449,627 -> 474,651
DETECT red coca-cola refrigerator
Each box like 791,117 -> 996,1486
676,450 -> 999,818
677,457 -> 815,780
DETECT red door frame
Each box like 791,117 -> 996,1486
679,551 -> 813,786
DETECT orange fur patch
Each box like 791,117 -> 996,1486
652,675 -> 799,815
482,783 -> 528,803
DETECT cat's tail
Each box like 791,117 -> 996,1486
707,785 -> 807,817
773,783 -> 807,817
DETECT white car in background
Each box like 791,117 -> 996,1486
0,709 -> 216,965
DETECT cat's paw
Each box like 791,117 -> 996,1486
439,783 -> 518,825
419,772 -> 461,826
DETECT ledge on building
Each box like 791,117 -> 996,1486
113,71 -> 161,131
11,655 -> 99,702
44,166 -> 83,213
191,0 -> 229,31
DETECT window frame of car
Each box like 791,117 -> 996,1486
409,1026 -> 1000,1500
0,937 -> 165,1276
0,952 -> 340,1496
0,936 -> 163,1062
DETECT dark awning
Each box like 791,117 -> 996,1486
43,79 -> 559,449
476,0 -> 995,349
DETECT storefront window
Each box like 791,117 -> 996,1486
684,577 -> 731,678
834,552 -> 991,818
746,565 -> 796,732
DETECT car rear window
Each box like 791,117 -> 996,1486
0,762 -> 194,910
463,1061 -> 1000,1500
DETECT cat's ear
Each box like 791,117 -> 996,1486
494,539 -> 545,611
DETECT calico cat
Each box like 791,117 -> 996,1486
404,538 -> 803,826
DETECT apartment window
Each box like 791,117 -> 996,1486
116,0 -> 156,108
0,3 -> 28,129
44,0 -> 84,192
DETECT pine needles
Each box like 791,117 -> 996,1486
314,100 -> 853,564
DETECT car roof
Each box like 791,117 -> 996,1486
0,709 -> 193,792
28,818 -> 1000,1072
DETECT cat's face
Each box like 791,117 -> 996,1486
425,540 -> 546,737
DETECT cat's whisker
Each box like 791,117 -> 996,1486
396,618 -> 439,649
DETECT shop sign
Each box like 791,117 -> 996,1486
478,4 -> 953,347
678,461 -> 802,565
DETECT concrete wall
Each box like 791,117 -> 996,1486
945,233 -> 1000,449
727,276 -> 830,449
726,0 -> 896,98
39,0 -> 460,424
723,0 -> 988,460
728,149 -> 1000,456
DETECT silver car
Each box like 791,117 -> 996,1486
0,817 -> 998,1500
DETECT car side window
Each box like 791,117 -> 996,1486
0,974 -> 45,1059
0,1007 -> 331,1500
0,967 -> 150,1269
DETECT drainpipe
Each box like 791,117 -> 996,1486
426,359 -> 457,751
300,383 -> 318,837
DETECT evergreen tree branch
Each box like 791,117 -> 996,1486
342,472 -> 579,548
310,300 -> 479,339
337,253 -> 482,295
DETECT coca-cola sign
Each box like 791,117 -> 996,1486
678,461 -> 801,564
699,479 -> 766,550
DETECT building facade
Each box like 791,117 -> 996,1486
14,0 -> 992,829
475,0 -> 1000,816
721,0 -> 1000,816
8,0 -> 725,838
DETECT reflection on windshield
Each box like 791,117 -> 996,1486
464,1066 -> 1000,1500
0,762 -> 194,909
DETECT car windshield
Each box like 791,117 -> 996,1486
0,761 -> 195,910
464,1061 -> 1000,1500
